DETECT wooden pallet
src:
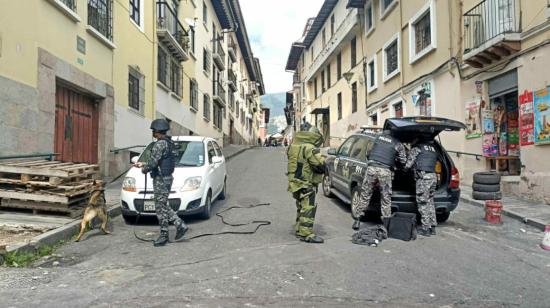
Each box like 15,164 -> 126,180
0,160 -> 99,179
0,199 -> 85,218
0,177 -> 95,191
0,189 -> 90,204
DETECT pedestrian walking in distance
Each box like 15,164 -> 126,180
134,119 -> 188,246
287,123 -> 326,243
353,130 -> 407,231
405,139 -> 438,236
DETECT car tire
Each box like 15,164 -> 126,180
322,174 -> 333,198
218,180 -> 227,200
436,212 -> 450,223
350,186 -> 362,220
472,183 -> 500,192
473,172 -> 501,185
200,191 -> 212,219
122,214 -> 137,225
472,191 -> 502,201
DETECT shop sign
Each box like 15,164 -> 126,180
519,90 -> 535,146
465,101 -> 482,139
534,87 -> 550,145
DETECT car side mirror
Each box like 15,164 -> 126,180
131,156 -> 139,164
211,156 -> 223,164
327,148 -> 337,155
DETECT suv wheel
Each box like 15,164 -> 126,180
436,212 -> 450,223
322,175 -> 333,198
350,186 -> 362,220
200,191 -> 212,219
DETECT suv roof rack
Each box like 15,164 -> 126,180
359,125 -> 383,134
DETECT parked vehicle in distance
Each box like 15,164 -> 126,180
120,136 -> 227,223
322,117 -> 465,223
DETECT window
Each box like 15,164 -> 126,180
314,77 -> 318,98
337,92 -> 342,120
351,37 -> 357,68
365,0 -> 374,35
129,0 -> 140,26
158,46 -> 168,85
338,137 -> 356,157
367,55 -> 377,93
370,113 -> 378,126
330,15 -> 335,36
350,137 -> 369,161
322,28 -> 326,47
202,1 -> 208,25
190,79 -> 198,110
337,52 -> 342,80
352,82 -> 357,113
203,48 -> 211,74
128,72 -> 140,111
409,1 -> 436,64
203,94 -> 211,121
207,142 -> 215,163
212,142 -> 223,157
60,0 -> 77,11
380,0 -> 396,18
213,104 -> 222,129
393,101 -> 403,118
88,0 -> 113,40
311,46 -> 314,62
321,70 -> 325,93
383,33 -> 400,82
170,60 -> 182,96
327,64 -> 331,88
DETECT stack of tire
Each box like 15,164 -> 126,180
472,172 -> 502,200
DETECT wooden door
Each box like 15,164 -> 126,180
54,85 -> 99,164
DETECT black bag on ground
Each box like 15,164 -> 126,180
387,212 -> 417,241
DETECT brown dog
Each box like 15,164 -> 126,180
76,180 -> 111,242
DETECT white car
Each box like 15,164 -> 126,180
120,136 -> 227,223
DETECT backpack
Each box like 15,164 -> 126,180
387,212 -> 417,241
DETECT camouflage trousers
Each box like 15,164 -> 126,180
153,175 -> 183,232
355,166 -> 393,218
292,186 -> 318,239
415,171 -> 437,227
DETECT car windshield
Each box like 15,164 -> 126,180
138,140 -> 205,167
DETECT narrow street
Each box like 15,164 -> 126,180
0,148 -> 548,307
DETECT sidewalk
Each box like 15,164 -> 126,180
223,144 -> 254,160
460,185 -> 550,231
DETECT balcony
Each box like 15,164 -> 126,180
228,69 -> 237,91
213,39 -> 226,70
213,79 -> 226,107
156,1 -> 189,62
463,0 -> 520,68
228,37 -> 237,63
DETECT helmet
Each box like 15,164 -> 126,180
150,119 -> 170,133
308,126 -> 321,135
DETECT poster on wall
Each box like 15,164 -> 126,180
465,101 -> 482,139
519,90 -> 535,146
534,87 -> 550,145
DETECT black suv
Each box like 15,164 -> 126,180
322,117 -> 465,223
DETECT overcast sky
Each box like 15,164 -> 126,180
239,0 -> 324,94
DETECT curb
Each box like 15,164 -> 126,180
1,146 -> 252,262
459,194 -> 546,231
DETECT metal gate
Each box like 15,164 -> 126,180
54,85 -> 99,164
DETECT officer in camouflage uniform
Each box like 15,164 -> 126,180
135,119 -> 188,246
405,140 -> 438,236
287,124 -> 326,244
353,130 -> 407,231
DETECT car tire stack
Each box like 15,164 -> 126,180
472,172 -> 502,200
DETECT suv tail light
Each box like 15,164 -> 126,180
450,166 -> 460,189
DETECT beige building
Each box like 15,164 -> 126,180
0,0 -> 264,176
287,0 -> 550,203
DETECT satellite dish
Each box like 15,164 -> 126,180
184,18 -> 196,27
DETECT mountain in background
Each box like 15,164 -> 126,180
261,92 -> 288,135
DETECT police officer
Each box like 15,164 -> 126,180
287,123 -> 326,243
134,119 -> 188,246
353,130 -> 407,231
405,139 -> 438,236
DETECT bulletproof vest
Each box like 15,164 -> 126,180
153,138 -> 176,177
415,143 -> 438,172
368,134 -> 399,168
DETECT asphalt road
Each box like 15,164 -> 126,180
1,147 -> 550,307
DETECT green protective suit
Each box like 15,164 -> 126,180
287,128 -> 326,239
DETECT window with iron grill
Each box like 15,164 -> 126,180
368,60 -> 375,87
190,79 -> 198,110
394,102 -> 403,118
414,13 -> 431,54
128,73 -> 140,111
129,0 -> 140,25
158,47 -> 168,86
203,48 -> 211,74
385,40 -> 398,75
203,94 -> 211,121
352,82 -> 357,113
170,60 -> 182,96
61,0 -> 77,11
88,0 -> 113,40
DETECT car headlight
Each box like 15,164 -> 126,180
122,177 -> 137,192
180,176 -> 202,192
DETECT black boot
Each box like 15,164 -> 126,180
174,222 -> 189,241
430,226 -> 436,236
153,230 -> 169,247
300,235 -> 324,244
352,219 -> 361,231
417,226 -> 431,237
